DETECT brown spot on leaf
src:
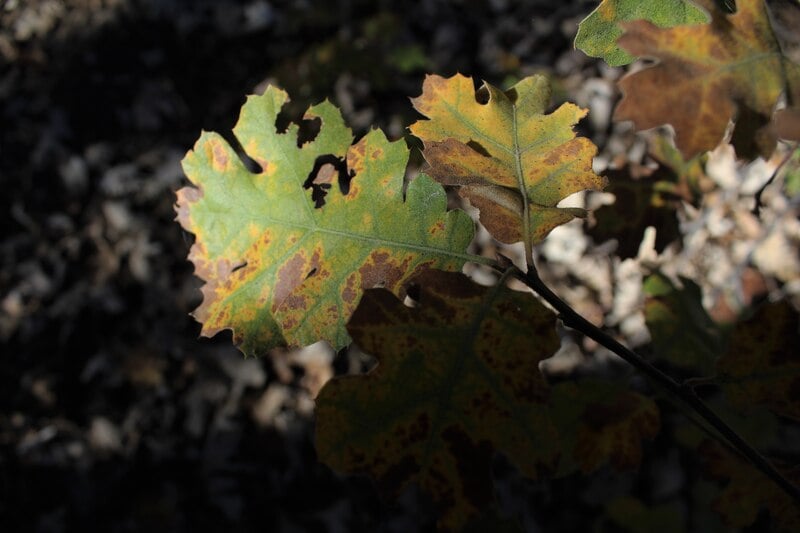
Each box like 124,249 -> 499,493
441,426 -> 493,509
210,140 -> 229,170
175,186 -> 203,229
341,273 -> 358,305
273,252 -> 309,312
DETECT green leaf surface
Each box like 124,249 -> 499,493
644,273 -> 722,374
176,86 -> 475,353
575,0 -> 708,67
315,270 -> 561,531
409,74 -> 606,247
716,301 -> 800,421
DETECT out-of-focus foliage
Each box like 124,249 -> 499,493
643,273 -> 722,374
614,0 -> 800,159
574,0 -> 707,66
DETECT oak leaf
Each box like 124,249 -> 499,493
409,74 -> 606,246
315,270 -> 561,531
176,87 -> 474,353
614,0 -> 800,160
574,0 -> 707,67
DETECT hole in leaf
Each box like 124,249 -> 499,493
238,150 -> 263,173
274,103 -> 321,147
716,0 -> 736,13
475,85 -> 490,105
305,154 -> 352,207
305,267 -> 317,280
505,87 -> 519,104
311,181 -> 332,208
222,132 -> 262,173
405,282 -> 422,304
274,102 -> 300,134
466,140 -> 491,158
296,117 -> 322,147
231,261 -> 248,273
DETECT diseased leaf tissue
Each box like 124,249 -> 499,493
177,86 -> 474,353
411,73 -> 606,245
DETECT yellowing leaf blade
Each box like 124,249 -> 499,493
410,74 -> 605,247
177,87 -> 475,353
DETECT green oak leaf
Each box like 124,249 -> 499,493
575,0 -> 708,67
176,86 -> 475,354
315,270 -> 561,531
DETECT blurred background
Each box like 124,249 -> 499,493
2,1 -> 798,532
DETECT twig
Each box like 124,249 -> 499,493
506,260 -> 800,503
752,145 -> 797,217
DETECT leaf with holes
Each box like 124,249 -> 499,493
716,301 -> 800,422
550,381 -> 660,475
574,0 -> 708,67
176,86 -> 475,354
409,74 -> 606,247
315,270 -> 561,531
614,0 -> 800,160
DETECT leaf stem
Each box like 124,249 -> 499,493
510,104 -> 535,266
752,143 -> 797,217
507,261 -> 800,503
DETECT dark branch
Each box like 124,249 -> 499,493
506,260 -> 800,503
